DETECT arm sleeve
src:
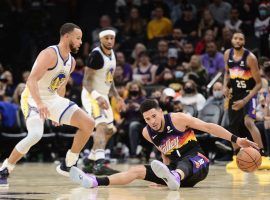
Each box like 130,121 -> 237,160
86,51 -> 104,70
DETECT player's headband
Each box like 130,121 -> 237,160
99,30 -> 115,38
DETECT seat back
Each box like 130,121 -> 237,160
198,104 -> 222,125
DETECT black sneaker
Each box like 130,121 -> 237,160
56,160 -> 77,177
93,159 -> 119,175
0,168 -> 9,187
82,158 -> 95,173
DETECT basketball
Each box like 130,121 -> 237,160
236,147 -> 262,172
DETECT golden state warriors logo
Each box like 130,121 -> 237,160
48,72 -> 66,92
105,68 -> 114,85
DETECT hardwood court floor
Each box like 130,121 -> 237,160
0,163 -> 270,200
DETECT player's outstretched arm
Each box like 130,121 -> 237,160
175,113 -> 259,149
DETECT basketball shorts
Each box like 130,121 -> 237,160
144,152 -> 209,187
21,91 -> 79,125
228,95 -> 256,139
81,88 -> 114,128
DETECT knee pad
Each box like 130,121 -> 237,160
16,117 -> 44,154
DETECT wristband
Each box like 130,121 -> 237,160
91,90 -> 102,99
231,134 -> 238,143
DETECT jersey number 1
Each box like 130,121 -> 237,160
236,80 -> 246,88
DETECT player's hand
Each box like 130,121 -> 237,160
96,96 -> 109,110
37,102 -> 50,119
116,96 -> 126,112
236,137 -> 259,150
232,100 -> 245,110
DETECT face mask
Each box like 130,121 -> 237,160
129,90 -> 139,97
184,87 -> 195,94
213,91 -> 223,98
174,71 -> 184,79
259,10 -> 268,17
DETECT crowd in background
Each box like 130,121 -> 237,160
1,0 -> 270,163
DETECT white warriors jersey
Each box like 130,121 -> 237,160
22,45 -> 73,100
91,46 -> 116,95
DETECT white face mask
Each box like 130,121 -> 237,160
213,91 -> 223,98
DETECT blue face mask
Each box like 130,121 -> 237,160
174,71 -> 184,78
259,10 -> 268,17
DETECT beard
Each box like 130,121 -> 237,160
233,44 -> 243,51
102,43 -> 113,50
69,42 -> 79,54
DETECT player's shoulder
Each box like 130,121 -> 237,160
37,47 -> 57,63
170,112 -> 190,121
224,49 -> 231,56
246,50 -> 257,60
87,49 -> 104,70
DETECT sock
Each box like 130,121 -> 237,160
96,177 -> 110,186
260,148 -> 266,156
88,150 -> 96,160
1,159 -> 15,172
95,149 -> 105,161
65,149 -> 79,167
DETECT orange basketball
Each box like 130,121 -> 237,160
236,147 -> 262,172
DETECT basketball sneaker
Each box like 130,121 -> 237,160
56,160 -> 77,177
151,160 -> 180,190
226,155 -> 238,169
70,166 -> 98,188
0,168 -> 9,187
82,158 -> 95,173
258,156 -> 270,170
93,159 -> 119,175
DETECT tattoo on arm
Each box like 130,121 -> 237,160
109,81 -> 120,98
83,68 -> 95,93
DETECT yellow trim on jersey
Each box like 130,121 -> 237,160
21,87 -> 30,118
86,91 -> 101,119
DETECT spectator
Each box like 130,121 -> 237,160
130,43 -> 146,66
204,81 -> 224,108
151,39 -> 169,66
167,28 -> 187,50
209,0 -> 232,25
183,55 -> 208,90
133,51 -> 158,85
195,29 -> 216,55
120,81 -> 146,157
174,4 -> 198,38
225,7 -> 243,32
12,71 -> 30,105
176,80 -> 206,111
218,27 -> 233,53
146,6 -> 172,40
201,41 -> 225,79
178,41 -> 195,64
238,0 -> 258,36
254,4 -> 270,56
122,7 -> 146,49
71,57 -> 84,87
0,70 -> 15,101
116,51 -> 133,83
198,9 -> 220,38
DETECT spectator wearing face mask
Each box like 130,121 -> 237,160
176,80 -> 206,111
120,81 -> 146,157
204,81 -> 224,108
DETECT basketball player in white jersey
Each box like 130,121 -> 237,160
81,28 -> 125,175
0,23 -> 95,186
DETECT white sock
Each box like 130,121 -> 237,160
88,150 -> 96,161
65,150 -> 79,167
1,159 -> 15,172
95,149 -> 105,160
